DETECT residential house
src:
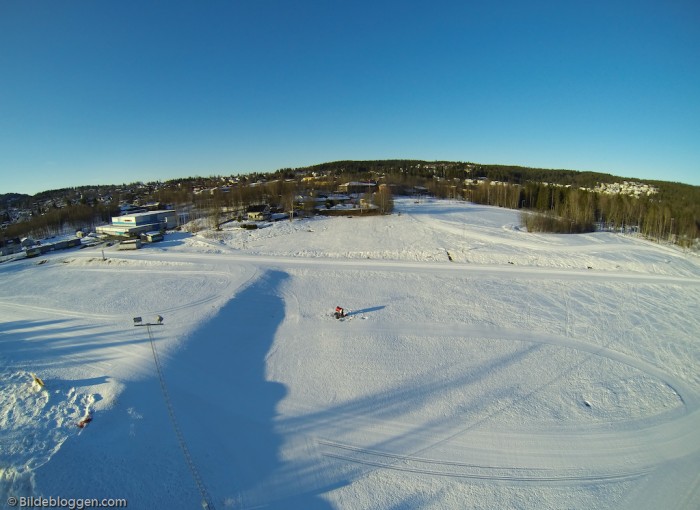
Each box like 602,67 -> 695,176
246,205 -> 271,221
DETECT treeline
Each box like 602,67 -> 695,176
188,179 -> 395,226
455,180 -> 698,245
295,160 -> 622,188
2,202 -> 119,240
301,160 -> 698,245
2,160 -> 698,247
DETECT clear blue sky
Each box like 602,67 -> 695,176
1,0 -> 699,195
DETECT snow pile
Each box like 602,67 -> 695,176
1,198 -> 699,509
0,370 -> 97,502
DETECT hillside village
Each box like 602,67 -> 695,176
593,181 -> 658,197
1,160 -> 697,256
0,167 -> 660,230
0,176 -> 659,231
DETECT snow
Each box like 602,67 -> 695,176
1,198 -> 699,509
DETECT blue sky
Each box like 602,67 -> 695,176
1,0 -> 699,195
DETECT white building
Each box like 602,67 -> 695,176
96,210 -> 176,237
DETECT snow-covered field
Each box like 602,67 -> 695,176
2,198 -> 699,509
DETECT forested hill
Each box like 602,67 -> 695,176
0,193 -> 31,209
284,159 -> 691,189
281,160 -> 699,244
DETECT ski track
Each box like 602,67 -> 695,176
317,440 -> 649,484
274,320 -> 698,486
64,248 -> 700,287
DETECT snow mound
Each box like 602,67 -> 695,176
0,371 -> 98,501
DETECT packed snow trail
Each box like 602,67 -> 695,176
64,248 -> 700,287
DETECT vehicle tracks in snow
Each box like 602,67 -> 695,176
316,438 -> 649,484
299,320 -> 699,486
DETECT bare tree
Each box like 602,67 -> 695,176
374,184 -> 394,214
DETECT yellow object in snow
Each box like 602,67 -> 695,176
31,373 -> 45,387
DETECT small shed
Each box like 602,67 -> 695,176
118,239 -> 142,250
141,231 -> 163,243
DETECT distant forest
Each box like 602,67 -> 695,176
289,160 -> 699,245
2,160 -> 699,247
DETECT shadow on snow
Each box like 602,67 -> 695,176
30,270 -> 334,509
0,318 -> 150,372
347,305 -> 385,316
162,269 -> 335,509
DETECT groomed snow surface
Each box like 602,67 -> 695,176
2,198 -> 699,509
